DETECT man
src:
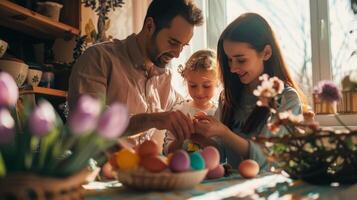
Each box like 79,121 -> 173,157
68,0 -> 204,149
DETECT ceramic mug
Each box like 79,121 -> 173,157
0,39 -> 8,58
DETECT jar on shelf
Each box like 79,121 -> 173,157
39,64 -> 54,88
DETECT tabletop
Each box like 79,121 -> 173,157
83,172 -> 357,199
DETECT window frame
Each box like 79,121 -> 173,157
311,0 -> 357,126
205,0 -> 356,126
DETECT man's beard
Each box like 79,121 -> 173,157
147,36 -> 172,68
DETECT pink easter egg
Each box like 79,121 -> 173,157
200,146 -> 220,170
206,164 -> 225,179
169,150 -> 190,172
238,159 -> 260,179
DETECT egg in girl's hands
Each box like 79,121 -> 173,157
115,149 -> 140,171
200,146 -> 220,170
238,159 -> 260,179
194,111 -> 207,118
206,164 -> 225,179
193,111 -> 210,124
140,155 -> 168,173
136,140 -> 160,158
169,150 -> 190,172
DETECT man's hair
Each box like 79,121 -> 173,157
144,0 -> 204,32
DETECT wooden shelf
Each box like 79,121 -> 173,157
20,86 -> 67,98
0,1 -> 80,39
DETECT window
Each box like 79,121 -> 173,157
329,0 -> 357,86
169,0 -> 356,126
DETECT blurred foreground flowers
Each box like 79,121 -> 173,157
0,71 -> 129,177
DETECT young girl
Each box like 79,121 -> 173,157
194,13 -> 306,170
163,49 -> 219,154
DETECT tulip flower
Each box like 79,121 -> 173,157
68,95 -> 101,135
29,101 -> 56,137
97,103 -> 129,139
0,108 -> 15,144
0,72 -> 19,107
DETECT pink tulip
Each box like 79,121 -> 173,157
29,101 -> 56,137
0,72 -> 19,106
96,103 -> 129,139
68,95 -> 101,135
0,108 -> 15,144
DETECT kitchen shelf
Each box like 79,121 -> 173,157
20,86 -> 67,98
0,1 -> 80,39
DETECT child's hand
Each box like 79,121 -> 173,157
194,115 -> 229,138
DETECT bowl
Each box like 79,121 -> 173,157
0,39 -> 8,58
27,68 -> 43,86
0,59 -> 29,87
116,168 -> 208,190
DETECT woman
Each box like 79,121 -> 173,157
194,13 -> 306,170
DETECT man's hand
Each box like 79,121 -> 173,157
151,111 -> 194,142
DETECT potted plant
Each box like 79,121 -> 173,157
253,74 -> 357,184
0,71 -> 129,198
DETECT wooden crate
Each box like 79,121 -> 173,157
313,90 -> 357,114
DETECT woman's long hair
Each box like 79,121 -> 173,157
217,13 -> 306,133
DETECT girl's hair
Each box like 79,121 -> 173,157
217,13 -> 306,133
178,49 -> 218,78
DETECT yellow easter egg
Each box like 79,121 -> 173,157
115,149 -> 140,171
167,153 -> 174,164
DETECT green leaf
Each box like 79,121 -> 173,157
0,152 -> 6,177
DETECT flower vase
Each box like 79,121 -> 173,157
325,101 -> 337,114
0,168 -> 99,200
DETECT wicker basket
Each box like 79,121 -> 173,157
0,168 -> 98,200
254,129 -> 357,185
116,168 -> 208,190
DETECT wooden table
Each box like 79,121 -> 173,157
84,173 -> 357,199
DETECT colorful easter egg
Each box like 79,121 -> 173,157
189,151 -> 205,170
169,150 -> 190,172
200,146 -> 220,170
136,140 -> 160,158
115,149 -> 140,171
206,164 -> 225,179
238,159 -> 260,179
140,155 -> 168,173
166,153 -> 173,163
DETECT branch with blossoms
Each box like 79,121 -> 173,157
253,74 -> 319,135
0,72 -> 129,177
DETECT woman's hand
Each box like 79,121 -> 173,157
193,115 -> 230,138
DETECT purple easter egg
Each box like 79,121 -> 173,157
169,150 -> 190,172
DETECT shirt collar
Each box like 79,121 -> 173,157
126,33 -> 167,76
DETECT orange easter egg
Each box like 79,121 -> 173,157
101,162 -> 115,179
137,140 -> 160,158
115,149 -> 140,171
238,159 -> 260,179
140,155 -> 168,173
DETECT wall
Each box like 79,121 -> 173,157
53,0 -> 151,63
